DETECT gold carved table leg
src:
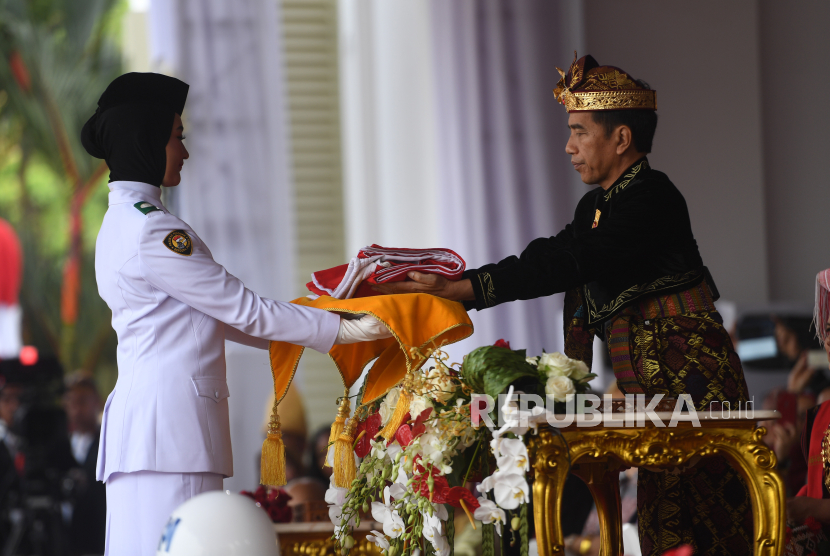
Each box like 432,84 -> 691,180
571,461 -> 624,556
709,428 -> 787,556
531,437 -> 570,556
531,425 -> 786,556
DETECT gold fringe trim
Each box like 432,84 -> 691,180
325,389 -> 351,469
378,389 -> 412,442
260,397 -> 286,486
333,416 -> 359,488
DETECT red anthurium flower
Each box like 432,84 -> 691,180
415,474 -> 449,503
410,407 -> 433,438
493,339 -> 511,349
386,412 -> 411,446
354,412 -> 382,457
446,487 -> 480,510
412,459 -> 450,503
395,424 -> 414,447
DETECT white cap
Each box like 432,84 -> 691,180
156,491 -> 279,556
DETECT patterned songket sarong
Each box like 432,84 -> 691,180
565,283 -> 753,556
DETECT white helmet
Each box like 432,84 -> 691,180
156,491 -> 279,556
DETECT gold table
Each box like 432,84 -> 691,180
275,521 -> 383,556
528,409 -> 785,556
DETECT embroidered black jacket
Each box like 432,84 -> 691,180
463,158 -> 716,327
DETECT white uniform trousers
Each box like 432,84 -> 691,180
105,470 -> 223,556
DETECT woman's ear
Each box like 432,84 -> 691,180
616,125 -> 633,155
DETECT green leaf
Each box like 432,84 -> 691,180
461,345 -> 539,400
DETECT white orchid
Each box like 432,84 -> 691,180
369,486 -> 406,538
328,503 -> 343,524
383,510 -> 406,538
370,439 -> 388,460
493,472 -> 530,510
432,534 -> 451,556
423,511 -> 444,540
324,483 -> 348,507
388,481 -> 407,501
492,386 -> 545,438
394,466 -> 408,485
496,438 -> 530,473
365,530 -> 390,550
477,473 -> 497,494
431,502 -> 449,521
473,497 -> 506,535
325,443 -> 335,467
417,432 -> 449,466
329,503 -> 356,535
371,486 -> 393,522
386,442 -> 403,462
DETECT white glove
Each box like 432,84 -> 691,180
334,314 -> 393,345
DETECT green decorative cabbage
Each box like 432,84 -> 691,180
460,345 -> 539,400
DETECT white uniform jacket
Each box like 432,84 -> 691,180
94,181 -> 340,482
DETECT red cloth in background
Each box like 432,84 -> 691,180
0,218 -> 22,305
307,245 -> 465,299
801,401 -> 830,499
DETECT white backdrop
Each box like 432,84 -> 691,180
149,0 -> 295,493
338,0 -> 608,378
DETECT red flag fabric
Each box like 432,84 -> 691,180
307,245 -> 465,299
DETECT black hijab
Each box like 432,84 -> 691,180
81,73 -> 189,186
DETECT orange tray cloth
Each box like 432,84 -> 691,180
268,293 -> 474,405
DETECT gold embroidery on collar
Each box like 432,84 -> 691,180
603,159 -> 649,201
583,268 -> 703,325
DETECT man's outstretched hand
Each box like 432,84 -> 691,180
371,271 -> 475,302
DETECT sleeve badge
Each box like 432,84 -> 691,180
163,230 -> 193,256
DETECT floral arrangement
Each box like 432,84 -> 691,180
241,485 -> 293,523
326,339 -> 595,556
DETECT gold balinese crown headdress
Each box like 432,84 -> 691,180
554,52 -> 656,112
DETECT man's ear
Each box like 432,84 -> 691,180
615,125 -> 633,155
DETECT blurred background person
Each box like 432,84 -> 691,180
782,269 -> 830,551
0,378 -> 22,541
63,373 -> 105,556
775,316 -> 830,398
307,425 -> 334,486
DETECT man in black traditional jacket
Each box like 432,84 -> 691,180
376,53 -> 752,556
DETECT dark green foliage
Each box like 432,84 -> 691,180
460,345 -> 539,401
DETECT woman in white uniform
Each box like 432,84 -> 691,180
82,73 -> 388,555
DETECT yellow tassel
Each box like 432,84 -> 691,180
378,389 -> 412,442
260,398 -> 286,486
325,390 -> 351,469
334,416 -> 359,488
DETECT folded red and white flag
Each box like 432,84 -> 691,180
307,245 -> 466,299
